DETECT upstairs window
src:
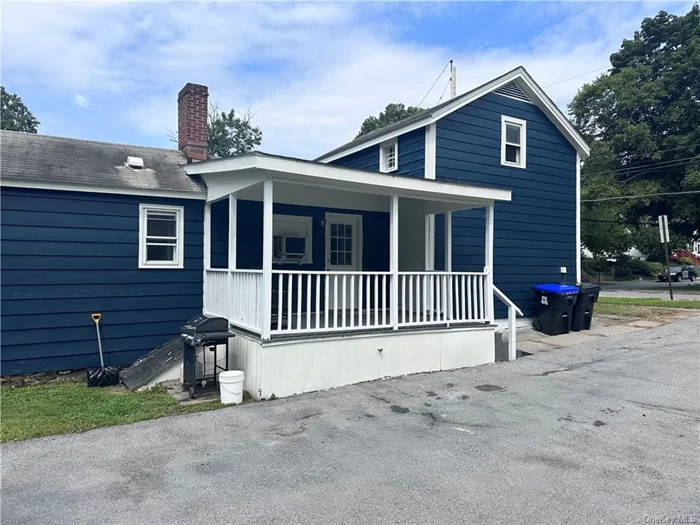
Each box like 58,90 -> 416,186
380,139 -> 398,173
501,116 -> 526,168
139,204 -> 184,269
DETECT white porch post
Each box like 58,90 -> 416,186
261,178 -> 274,340
203,201 -> 211,315
390,195 -> 399,330
444,211 -> 452,272
228,195 -> 237,270
424,214 -> 435,270
484,203 -> 495,322
227,195 -> 237,324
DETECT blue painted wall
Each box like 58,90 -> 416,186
332,128 -> 425,179
210,200 -> 389,272
434,93 -> 577,317
1,187 -> 204,375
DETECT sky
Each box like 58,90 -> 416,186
1,0 -> 694,159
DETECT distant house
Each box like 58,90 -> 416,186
0,68 -> 589,399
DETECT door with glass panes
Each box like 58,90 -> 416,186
325,213 -> 362,315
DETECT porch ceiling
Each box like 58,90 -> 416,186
186,152 -> 512,208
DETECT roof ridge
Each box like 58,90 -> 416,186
0,129 -> 184,155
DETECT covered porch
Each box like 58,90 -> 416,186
189,153 -> 517,343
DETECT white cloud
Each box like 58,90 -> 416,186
73,94 -> 93,110
1,1 -> 693,159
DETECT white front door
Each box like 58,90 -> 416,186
325,213 -> 362,317
325,213 -> 362,272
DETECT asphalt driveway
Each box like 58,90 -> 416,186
2,316 -> 699,524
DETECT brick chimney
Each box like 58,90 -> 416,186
178,83 -> 208,162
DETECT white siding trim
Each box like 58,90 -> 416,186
424,123 -> 436,180
261,178 -> 274,340
576,152 -> 582,283
1,179 -> 206,200
500,115 -> 527,169
138,203 -> 185,269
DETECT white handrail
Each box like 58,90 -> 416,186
493,285 -> 523,361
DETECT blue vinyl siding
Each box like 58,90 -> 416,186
331,128 -> 425,178
1,187 -> 204,375
210,200 -> 389,272
435,93 -> 577,317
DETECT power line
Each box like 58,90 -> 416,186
436,77 -> 452,105
417,61 -> 450,108
582,190 -> 700,203
542,66 -> 610,87
583,154 -> 700,180
453,0 -> 608,61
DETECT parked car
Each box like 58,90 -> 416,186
658,265 -> 697,282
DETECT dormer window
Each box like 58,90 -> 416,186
501,116 -> 526,169
380,139 -> 398,173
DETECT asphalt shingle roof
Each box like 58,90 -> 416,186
0,130 -> 205,194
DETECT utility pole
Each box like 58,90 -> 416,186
450,60 -> 457,99
659,214 -> 674,300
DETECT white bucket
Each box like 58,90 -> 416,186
219,370 -> 245,405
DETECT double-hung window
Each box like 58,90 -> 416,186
138,204 -> 184,269
380,139 -> 398,172
501,115 -> 526,168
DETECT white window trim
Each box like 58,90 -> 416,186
501,115 -> 527,169
273,214 -> 313,264
138,203 -> 185,269
379,139 -> 398,173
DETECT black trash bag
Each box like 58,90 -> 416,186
87,366 -> 120,387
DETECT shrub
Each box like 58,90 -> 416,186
677,256 -> 695,265
626,258 -> 664,277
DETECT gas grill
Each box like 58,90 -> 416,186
180,314 -> 235,398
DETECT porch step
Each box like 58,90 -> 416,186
120,337 -> 183,390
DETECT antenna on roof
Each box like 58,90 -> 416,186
450,60 -> 457,99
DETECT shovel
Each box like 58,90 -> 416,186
86,313 -> 120,387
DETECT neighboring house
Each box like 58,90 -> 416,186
0,68 -> 589,400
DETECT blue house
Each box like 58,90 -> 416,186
0,68 -> 589,398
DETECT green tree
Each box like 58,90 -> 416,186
1,86 -> 39,133
207,102 -> 262,158
580,142 -> 634,260
570,5 -> 700,255
356,103 -> 423,138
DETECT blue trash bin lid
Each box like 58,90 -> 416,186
531,283 -> 580,295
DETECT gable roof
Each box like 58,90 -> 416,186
0,130 -> 206,198
316,66 -> 590,162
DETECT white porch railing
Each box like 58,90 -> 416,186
205,268 -> 490,337
204,269 -> 263,333
272,271 -> 392,335
397,272 -> 488,327
493,285 -> 524,361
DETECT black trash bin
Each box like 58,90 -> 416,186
531,283 -> 579,336
571,283 -> 600,332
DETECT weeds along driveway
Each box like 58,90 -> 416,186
3,316 -> 699,525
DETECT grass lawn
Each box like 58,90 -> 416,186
1,382 -> 224,443
596,296 -> 700,322
597,296 -> 700,309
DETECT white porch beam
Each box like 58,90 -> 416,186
484,203 -> 495,322
261,178 -> 274,340
390,195 -> 399,330
445,211 -> 452,272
